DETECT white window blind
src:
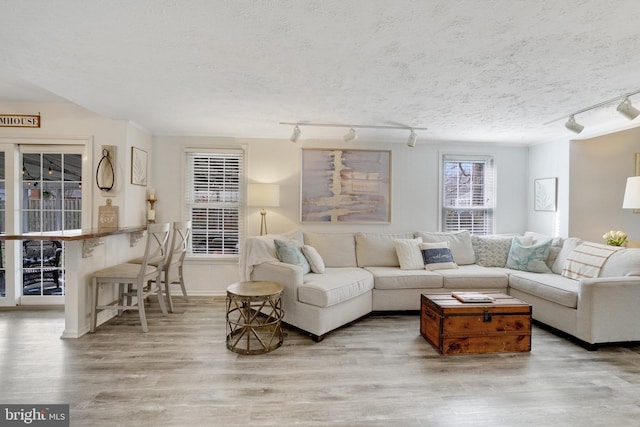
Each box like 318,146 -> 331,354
186,150 -> 244,255
442,155 -> 494,235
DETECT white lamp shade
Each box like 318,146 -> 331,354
247,183 -> 280,207
622,176 -> 640,209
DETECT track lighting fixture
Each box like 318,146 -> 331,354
407,130 -> 417,147
546,88 -> 640,134
565,115 -> 584,134
290,125 -> 301,143
280,122 -> 428,144
344,128 -> 357,142
617,97 -> 640,120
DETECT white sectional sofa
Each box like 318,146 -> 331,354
240,229 -> 640,348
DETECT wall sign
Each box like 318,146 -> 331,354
0,114 -> 41,128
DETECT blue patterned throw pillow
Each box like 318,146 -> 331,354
505,236 -> 552,273
274,239 -> 311,274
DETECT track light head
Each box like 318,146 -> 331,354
617,97 -> 640,120
407,130 -> 417,147
290,125 -> 301,143
565,115 -> 584,134
344,128 -> 357,142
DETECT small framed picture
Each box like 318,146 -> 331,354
534,177 -> 557,211
131,147 -> 148,186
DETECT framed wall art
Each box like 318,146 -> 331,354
301,148 -> 391,223
131,147 -> 148,186
534,177 -> 557,211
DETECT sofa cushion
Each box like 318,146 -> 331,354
435,264 -> 509,289
364,266 -> 443,290
505,236 -> 552,273
298,267 -> 374,308
303,232 -> 357,268
355,232 -> 414,267
302,245 -> 325,274
599,248 -> 640,277
420,242 -> 458,271
394,237 -> 424,270
415,231 -> 475,265
552,237 -> 582,274
508,272 -> 579,308
274,239 -> 311,274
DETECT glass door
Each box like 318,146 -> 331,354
20,149 -> 82,305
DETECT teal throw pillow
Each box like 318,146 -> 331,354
505,236 -> 552,273
274,239 -> 311,274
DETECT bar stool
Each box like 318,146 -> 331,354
90,222 -> 171,333
226,281 -> 285,354
131,221 -> 191,312
162,221 -> 191,312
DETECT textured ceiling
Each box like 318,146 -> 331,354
1,1 -> 640,145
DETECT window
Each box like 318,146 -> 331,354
441,154 -> 494,235
186,149 -> 244,256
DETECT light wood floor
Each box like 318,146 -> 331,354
2,297 -> 640,426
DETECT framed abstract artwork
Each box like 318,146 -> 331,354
301,148 -> 391,223
534,177 -> 557,211
131,147 -> 148,186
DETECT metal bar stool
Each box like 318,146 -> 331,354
226,281 -> 285,354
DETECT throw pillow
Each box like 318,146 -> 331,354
302,245 -> 325,274
473,235 -> 516,267
394,237 -> 424,270
505,236 -> 552,273
415,231 -> 475,265
420,242 -> 458,271
552,237 -> 583,275
274,239 -> 311,274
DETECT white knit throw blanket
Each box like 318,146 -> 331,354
562,242 -> 622,279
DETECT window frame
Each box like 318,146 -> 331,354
439,153 -> 495,235
184,148 -> 245,259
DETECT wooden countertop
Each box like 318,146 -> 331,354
0,225 -> 147,241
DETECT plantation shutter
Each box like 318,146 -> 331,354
186,149 -> 244,255
442,155 -> 494,235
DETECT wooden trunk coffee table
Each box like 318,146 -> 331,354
420,292 -> 531,355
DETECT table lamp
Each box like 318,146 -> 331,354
247,183 -> 280,235
623,176 -> 640,210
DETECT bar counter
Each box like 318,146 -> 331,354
0,225 -> 148,338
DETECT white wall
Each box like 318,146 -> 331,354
0,101 -> 150,227
152,135 -> 529,295
527,139 -> 570,237
568,127 -> 640,242
0,101 -> 150,307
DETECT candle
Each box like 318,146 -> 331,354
148,209 -> 156,221
148,188 -> 156,200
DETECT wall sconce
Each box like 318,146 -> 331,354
247,183 -> 280,235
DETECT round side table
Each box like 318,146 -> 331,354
226,281 -> 285,355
